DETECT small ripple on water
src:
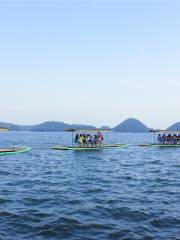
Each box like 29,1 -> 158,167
106,206 -> 150,222
0,197 -> 12,204
150,217 -> 180,228
23,197 -> 52,206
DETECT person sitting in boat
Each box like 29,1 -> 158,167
98,132 -> 104,145
157,134 -> 162,143
81,134 -> 84,144
93,134 -> 98,145
168,133 -> 174,144
172,134 -> 177,144
178,134 -> 180,144
75,134 -> 79,145
98,135 -> 101,145
79,134 -> 83,147
161,134 -> 166,144
82,134 -> 86,146
167,133 -> 172,143
85,134 -> 90,146
89,136 -> 94,146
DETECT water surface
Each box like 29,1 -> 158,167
0,132 -> 180,239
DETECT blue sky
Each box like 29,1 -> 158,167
0,1 -> 180,128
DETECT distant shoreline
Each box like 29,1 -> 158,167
1,118 -> 179,132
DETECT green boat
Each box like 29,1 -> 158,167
0,147 -> 32,155
139,129 -> 180,147
52,129 -> 129,151
139,143 -> 180,147
0,127 -> 31,155
52,144 -> 129,151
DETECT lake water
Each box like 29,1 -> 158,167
0,131 -> 180,239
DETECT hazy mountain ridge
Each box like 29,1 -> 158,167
0,122 -> 32,131
0,119 -> 180,132
167,122 -> 180,131
31,121 -> 97,132
113,118 -> 149,132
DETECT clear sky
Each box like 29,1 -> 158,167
0,1 -> 180,128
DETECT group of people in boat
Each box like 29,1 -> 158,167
74,132 -> 104,147
157,133 -> 180,144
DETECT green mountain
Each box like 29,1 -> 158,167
113,118 -> 149,132
167,122 -> 180,131
0,122 -> 31,131
100,126 -> 112,130
31,121 -> 70,132
31,121 -> 97,132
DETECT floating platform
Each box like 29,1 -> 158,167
52,144 -> 129,151
0,147 -> 32,155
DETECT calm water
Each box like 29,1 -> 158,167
0,131 -> 180,240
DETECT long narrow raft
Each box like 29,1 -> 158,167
52,144 -> 129,151
0,147 -> 31,155
139,144 -> 180,147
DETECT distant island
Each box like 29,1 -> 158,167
113,118 -> 149,132
0,118 -> 180,132
0,121 -> 99,132
31,122 -> 97,132
167,122 -> 180,131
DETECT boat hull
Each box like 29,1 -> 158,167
52,144 -> 129,151
0,147 -> 32,155
139,144 -> 180,147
